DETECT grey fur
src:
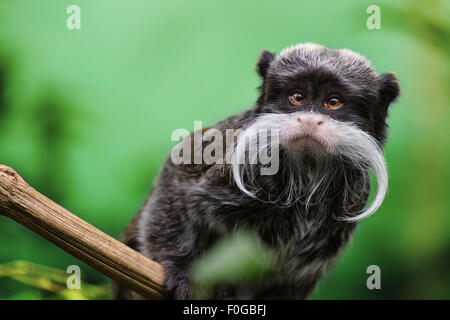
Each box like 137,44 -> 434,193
112,43 -> 399,299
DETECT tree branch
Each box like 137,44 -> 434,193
0,165 -> 165,299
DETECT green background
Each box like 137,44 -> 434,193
0,0 -> 448,299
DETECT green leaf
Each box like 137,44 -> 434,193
189,230 -> 274,292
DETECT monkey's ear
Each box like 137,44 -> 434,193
379,73 -> 400,108
256,50 -> 275,78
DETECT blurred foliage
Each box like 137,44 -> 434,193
0,261 -> 109,300
189,230 -> 274,298
385,0 -> 450,56
0,0 -> 448,299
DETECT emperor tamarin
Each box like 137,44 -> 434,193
113,43 -> 400,299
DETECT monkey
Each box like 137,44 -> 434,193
112,43 -> 400,299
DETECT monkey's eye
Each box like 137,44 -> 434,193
289,93 -> 305,105
325,96 -> 342,109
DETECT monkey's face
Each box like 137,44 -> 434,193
230,43 -> 399,221
256,43 -> 399,152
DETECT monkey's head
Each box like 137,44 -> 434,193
256,43 -> 399,146
231,43 -> 400,221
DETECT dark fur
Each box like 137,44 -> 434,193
113,44 -> 399,299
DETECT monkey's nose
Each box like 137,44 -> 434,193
297,117 -> 324,126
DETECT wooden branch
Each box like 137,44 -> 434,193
0,165 -> 165,299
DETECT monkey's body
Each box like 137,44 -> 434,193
114,109 -> 364,299
113,43 -> 399,299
